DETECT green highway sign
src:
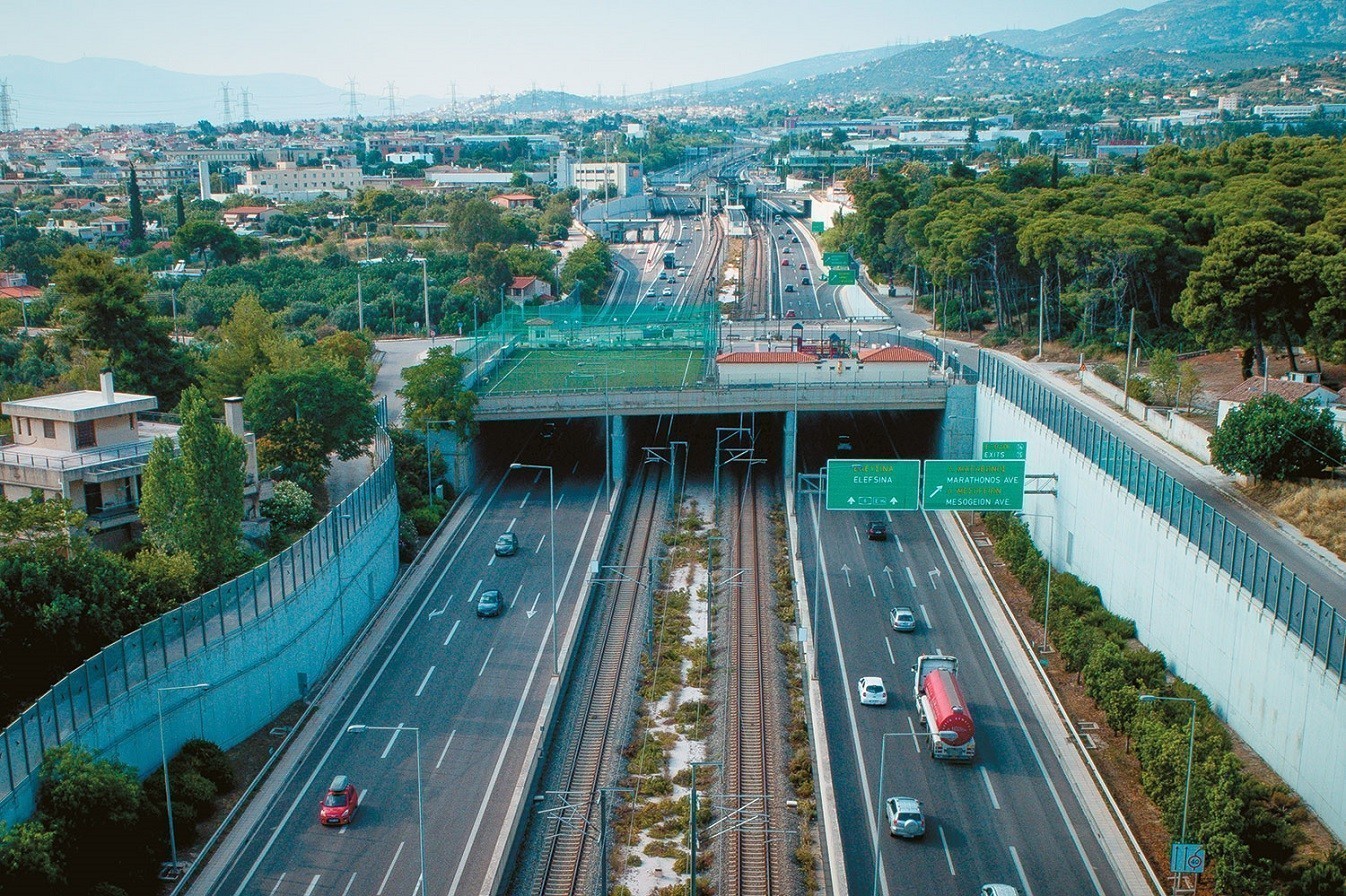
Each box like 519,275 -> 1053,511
827,268 -> 857,285
811,220 -> 825,233
981,441 -> 1027,460
826,459 -> 921,511
823,252 -> 851,267
922,459 -> 1026,511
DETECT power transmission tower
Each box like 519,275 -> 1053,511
385,82 -> 397,118
220,83 -> 233,125
449,81 -> 457,119
240,88 -> 252,122
0,80 -> 15,132
345,78 -> 360,120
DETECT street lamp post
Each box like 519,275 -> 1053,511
1139,693 -> 1199,895
1017,510 -> 1056,652
411,256 -> 432,342
871,732 -> 903,896
511,463 -> 558,675
348,725 -> 425,896
157,683 -> 210,875
424,419 -> 457,497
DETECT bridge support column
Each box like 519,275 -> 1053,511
783,410 -> 798,494
609,414 -> 627,494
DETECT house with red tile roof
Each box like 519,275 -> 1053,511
491,192 -> 537,209
715,344 -> 935,386
1216,376 -> 1340,426
506,276 -> 551,302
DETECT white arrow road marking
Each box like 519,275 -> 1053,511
840,564 -> 852,587
883,566 -> 895,588
526,592 -> 542,619
429,594 -> 454,619
928,569 -> 941,588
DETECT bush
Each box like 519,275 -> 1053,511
1094,362 -> 1123,386
261,479 -> 316,530
179,738 -> 235,792
1125,375 -> 1152,404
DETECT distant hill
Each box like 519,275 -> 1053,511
0,56 -> 440,127
671,44 -> 916,96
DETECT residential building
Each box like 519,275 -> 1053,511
221,206 -> 282,231
505,276 -> 551,302
239,162 -> 363,201
490,192 -> 537,210
1216,375 -> 1340,426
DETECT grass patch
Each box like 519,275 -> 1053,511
1243,479 -> 1346,561
486,347 -> 704,394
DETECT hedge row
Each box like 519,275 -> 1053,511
982,513 -> 1346,896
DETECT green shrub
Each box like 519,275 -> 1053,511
1094,362 -> 1123,386
179,739 -> 235,792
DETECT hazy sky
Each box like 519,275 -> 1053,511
13,0 -> 1165,99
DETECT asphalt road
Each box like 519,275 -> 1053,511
797,412 -> 1130,896
200,421 -> 609,896
606,212 -> 713,318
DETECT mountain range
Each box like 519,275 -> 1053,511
1,0 -> 1343,127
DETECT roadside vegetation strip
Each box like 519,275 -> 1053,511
613,499 -> 714,896
979,512 -> 1346,896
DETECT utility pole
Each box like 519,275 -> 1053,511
449,81 -> 457,120
240,88 -> 252,123
1122,306 -> 1136,415
385,83 -> 398,119
219,83 -> 232,126
1037,272 -> 1046,360
346,78 -> 360,120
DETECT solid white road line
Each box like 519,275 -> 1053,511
895,536 -> 904,553
981,766 -> 1001,810
377,841 -> 405,895
414,666 -> 435,697
478,647 -> 494,677
939,826 -> 956,876
380,725 -> 403,759
303,873 -> 321,896
436,730 -> 456,770
442,619 -> 460,646
1011,845 -> 1035,896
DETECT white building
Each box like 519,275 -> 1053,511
554,150 -> 643,197
239,162 -> 364,201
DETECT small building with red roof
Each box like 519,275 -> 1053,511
491,192 -> 538,210
715,343 -> 935,386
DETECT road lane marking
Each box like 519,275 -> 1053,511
928,569 -> 941,588
414,666 -> 436,697
920,604 -> 931,627
555,493 -> 563,510
1010,845 -> 1035,896
487,554 -> 495,567
380,725 -> 404,759
939,826 -> 956,875
511,583 -> 524,608
867,575 -> 877,597
468,580 -> 482,605
339,874 -> 357,896
442,619 -> 460,646
885,636 -> 895,665
507,517 -> 517,532
981,767 -> 1001,810
536,533 -> 546,554
853,526 -> 861,545
519,492 -> 530,509
268,874 -> 286,896
303,873 -> 321,896
478,647 -> 494,677
436,730 -> 457,769
907,715 -> 922,752
571,460 -> 579,475
905,567 -> 916,588
895,536 -> 903,553
378,841 -> 405,894
428,593 -> 454,620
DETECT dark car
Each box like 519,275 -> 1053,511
494,532 -> 518,556
801,276 -> 811,285
477,589 -> 502,617
318,775 -> 358,826
867,521 -> 889,541
784,283 -> 796,292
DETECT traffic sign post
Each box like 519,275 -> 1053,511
921,460 -> 1026,511
981,441 -> 1027,460
811,220 -> 825,233
823,252 -> 851,267
827,268 -> 857,285
825,459 -> 920,511
1170,843 -> 1205,875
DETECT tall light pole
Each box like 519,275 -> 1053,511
511,463 -> 557,675
1139,693 -> 1199,895
1017,509 -> 1056,652
411,256 -> 432,342
424,419 -> 457,497
157,683 -> 210,875
348,725 -> 425,896
871,732 -> 903,896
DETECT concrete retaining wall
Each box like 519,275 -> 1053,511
977,376 -> 1346,841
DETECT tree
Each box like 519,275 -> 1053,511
398,346 -> 477,433
202,292 -> 306,401
174,189 -> 186,229
139,387 -> 247,588
53,248 -> 192,404
560,238 -> 612,303
171,219 -> 259,268
1147,349 -> 1180,405
244,361 -> 377,485
261,479 -> 316,530
1209,394 -> 1345,481
0,820 -> 62,894
127,165 -> 145,242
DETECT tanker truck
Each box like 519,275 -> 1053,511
912,654 -> 976,760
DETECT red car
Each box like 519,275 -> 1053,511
780,258 -> 791,267
319,775 -> 358,826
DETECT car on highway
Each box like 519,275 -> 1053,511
678,268 -> 687,276
980,887 -> 1020,896
318,775 -> 358,826
645,287 -> 656,298
783,247 -> 792,254
658,271 -> 667,280
801,276 -> 811,285
866,520 -> 888,540
540,422 -> 557,439
858,676 -> 888,705
637,247 -> 647,255
778,233 -> 786,240
662,286 -> 673,297
890,607 -> 917,632
836,435 -> 852,452
784,284 -> 796,292
476,589 -> 502,617
785,309 -> 797,319
885,796 -> 926,838
494,532 -> 518,557
780,258 -> 791,267
791,236 -> 800,243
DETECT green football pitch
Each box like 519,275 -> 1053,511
483,348 -> 705,394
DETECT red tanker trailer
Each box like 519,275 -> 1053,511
913,654 -> 976,760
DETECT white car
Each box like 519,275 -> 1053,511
662,287 -> 673,297
980,887 -> 1021,896
885,796 -> 926,838
858,677 -> 888,706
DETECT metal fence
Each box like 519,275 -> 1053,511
0,429 -> 397,810
980,352 -> 1346,683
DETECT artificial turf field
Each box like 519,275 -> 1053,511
483,348 -> 705,394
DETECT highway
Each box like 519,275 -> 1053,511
196,421 -> 610,896
604,212 -> 717,319
797,411 -> 1131,896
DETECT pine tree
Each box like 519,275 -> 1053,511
174,188 -> 186,228
127,164 -> 144,240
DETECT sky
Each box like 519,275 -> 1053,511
10,0 -> 1166,100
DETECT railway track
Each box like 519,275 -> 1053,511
532,457 -> 669,896
722,468 -> 780,896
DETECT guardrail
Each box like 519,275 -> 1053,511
980,351 -> 1346,683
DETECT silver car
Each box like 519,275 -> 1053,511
885,796 -> 925,838
890,607 -> 916,632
